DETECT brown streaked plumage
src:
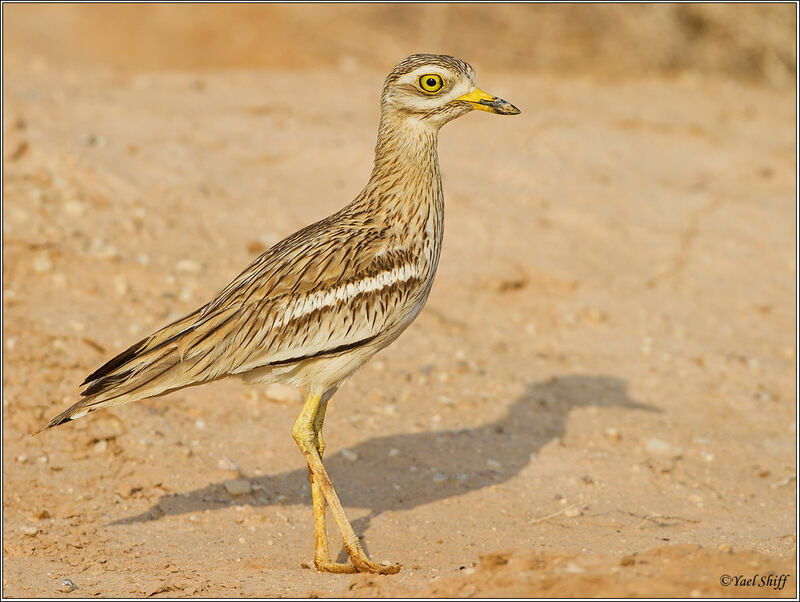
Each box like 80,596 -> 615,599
41,53 -> 519,574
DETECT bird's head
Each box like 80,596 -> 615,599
380,54 -> 520,129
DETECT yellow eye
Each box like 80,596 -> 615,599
418,74 -> 444,94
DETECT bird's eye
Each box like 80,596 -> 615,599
418,74 -> 444,94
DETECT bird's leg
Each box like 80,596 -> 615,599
292,392 -> 401,575
305,390 -> 350,572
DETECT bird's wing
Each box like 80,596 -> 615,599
44,214 -> 420,427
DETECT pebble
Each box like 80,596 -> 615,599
32,254 -> 53,273
645,438 -> 673,456
93,439 -> 108,453
89,238 -> 119,260
59,578 -> 78,593
218,457 -> 240,473
604,427 -> 621,442
486,459 -> 501,469
176,259 -> 201,274
717,543 -> 733,554
112,275 -> 129,296
388,448 -> 400,457
63,201 -> 86,217
20,525 -> 39,536
431,472 -> 448,482
564,507 -> 581,518
224,479 -> 252,496
340,449 -> 358,462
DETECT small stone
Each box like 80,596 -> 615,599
64,201 -> 86,217
112,275 -> 129,296
564,507 -> 581,518
195,419 -> 206,430
340,449 -> 358,462
486,459 -> 501,469
15,454 -> 27,463
689,494 -> 704,506
432,472 -> 448,482
701,451 -> 715,462
93,439 -> 108,453
604,427 -> 621,441
218,456 -> 240,473
90,238 -> 119,260
717,543 -> 733,554
620,555 -> 635,566
224,479 -> 252,496
32,254 -> 53,273
33,509 -> 51,520
645,438 -> 673,456
176,259 -> 201,273
59,578 -> 78,593
388,448 -> 400,457
20,525 -> 39,536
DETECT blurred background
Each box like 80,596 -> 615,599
3,3 -> 796,85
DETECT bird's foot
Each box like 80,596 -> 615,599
346,549 -> 402,574
315,555 -> 401,575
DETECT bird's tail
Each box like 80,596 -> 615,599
37,304 -> 237,433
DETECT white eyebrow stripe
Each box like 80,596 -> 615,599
272,263 -> 418,329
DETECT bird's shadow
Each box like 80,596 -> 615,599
115,374 -> 655,545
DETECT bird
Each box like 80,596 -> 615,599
40,53 -> 520,574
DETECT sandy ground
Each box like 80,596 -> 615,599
2,21 -> 797,599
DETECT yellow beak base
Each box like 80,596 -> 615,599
455,88 -> 520,115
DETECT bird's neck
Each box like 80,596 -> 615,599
361,113 -> 444,216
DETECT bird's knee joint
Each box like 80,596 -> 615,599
291,422 -> 314,446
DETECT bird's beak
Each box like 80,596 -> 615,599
455,87 -> 520,115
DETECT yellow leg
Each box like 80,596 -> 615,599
293,391 -> 401,575
307,391 -> 352,573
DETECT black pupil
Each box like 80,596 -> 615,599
426,78 -> 437,87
